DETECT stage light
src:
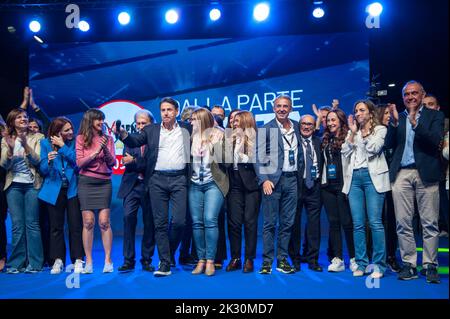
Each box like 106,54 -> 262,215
312,7 -> 325,18
253,3 -> 270,22
33,35 -> 44,44
367,2 -> 383,17
209,8 -> 221,21
78,20 -> 90,32
29,20 -> 41,33
388,83 -> 396,87
118,12 -> 131,25
165,9 -> 179,24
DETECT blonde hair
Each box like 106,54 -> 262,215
233,111 -> 257,158
191,108 -> 224,156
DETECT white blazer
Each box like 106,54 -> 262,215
341,125 -> 391,195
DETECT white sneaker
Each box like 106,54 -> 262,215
103,262 -> 114,273
50,259 -> 64,275
370,271 -> 384,279
82,263 -> 93,274
349,258 -> 358,272
327,257 -> 345,272
74,259 -> 84,274
353,269 -> 364,277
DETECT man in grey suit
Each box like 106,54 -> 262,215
255,95 -> 302,274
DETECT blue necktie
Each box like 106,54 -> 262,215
305,139 -> 314,189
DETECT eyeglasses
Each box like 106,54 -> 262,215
300,122 -> 314,127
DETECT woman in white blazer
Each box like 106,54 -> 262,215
341,99 -> 390,279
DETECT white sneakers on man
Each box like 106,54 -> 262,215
349,258 -> 358,272
50,259 -> 64,275
328,257 -> 345,272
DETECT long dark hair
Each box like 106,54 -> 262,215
78,108 -> 106,148
374,104 -> 389,127
353,99 -> 380,136
226,109 -> 241,129
321,108 -> 348,152
48,117 -> 74,143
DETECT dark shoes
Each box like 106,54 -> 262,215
276,258 -> 295,274
425,265 -> 440,284
214,260 -> 223,270
259,261 -> 272,274
154,262 -> 172,277
170,255 -> 176,268
308,262 -> 323,272
118,261 -> 135,273
243,259 -> 254,273
226,258 -> 242,272
179,255 -> 198,266
141,260 -> 155,272
387,256 -> 401,273
398,263 -> 418,280
292,260 -> 301,272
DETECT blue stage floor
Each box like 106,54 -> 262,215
0,236 -> 448,299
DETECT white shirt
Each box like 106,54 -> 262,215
300,136 -> 318,179
12,138 -> 34,184
233,136 -> 250,170
276,119 -> 298,172
354,132 -> 369,169
154,122 -> 186,171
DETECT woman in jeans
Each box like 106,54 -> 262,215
341,100 -> 390,279
76,109 -> 115,274
225,111 -> 260,273
320,109 -> 357,273
39,117 -> 84,274
189,108 -> 229,276
0,108 -> 44,273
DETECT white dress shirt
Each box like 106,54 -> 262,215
154,122 -> 186,171
276,119 -> 298,172
300,135 -> 318,179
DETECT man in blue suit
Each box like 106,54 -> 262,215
117,110 -> 156,273
386,81 -> 444,284
255,95 -> 302,274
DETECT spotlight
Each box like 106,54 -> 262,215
78,20 -> 90,32
388,83 -> 396,87
367,2 -> 383,17
209,8 -> 221,21
253,2 -> 270,22
312,7 -> 325,18
165,9 -> 179,24
118,12 -> 131,25
29,20 -> 41,33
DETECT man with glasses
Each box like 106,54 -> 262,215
289,115 -> 323,272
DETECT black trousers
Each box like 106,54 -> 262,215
0,189 -> 7,260
149,172 -> 187,266
227,170 -> 261,260
289,181 -> 322,264
178,202 -> 198,260
47,188 -> 84,264
39,200 -> 51,265
321,184 -> 355,261
123,180 -> 155,264
215,203 -> 228,262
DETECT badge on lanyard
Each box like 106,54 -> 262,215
327,164 -> 337,179
289,149 -> 295,166
310,166 -> 317,179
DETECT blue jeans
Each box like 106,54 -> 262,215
348,168 -> 386,273
188,181 -> 224,260
5,182 -> 43,270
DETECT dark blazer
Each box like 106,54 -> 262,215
117,145 -> 147,199
385,107 -> 445,184
255,118 -> 303,186
229,163 -> 259,192
298,135 -> 323,190
122,121 -> 192,188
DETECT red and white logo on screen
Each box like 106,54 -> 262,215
98,100 -> 144,175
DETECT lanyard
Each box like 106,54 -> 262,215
282,132 -> 295,149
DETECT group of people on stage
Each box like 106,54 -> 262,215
0,80 -> 448,285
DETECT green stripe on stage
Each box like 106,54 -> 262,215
416,248 -> 449,253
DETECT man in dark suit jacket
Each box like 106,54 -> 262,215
385,81 -> 444,284
117,110 -> 156,273
118,97 -> 192,277
289,114 -> 324,272
255,95 -> 303,275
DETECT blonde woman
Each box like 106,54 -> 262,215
189,108 -> 229,276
